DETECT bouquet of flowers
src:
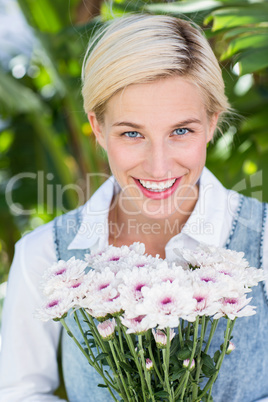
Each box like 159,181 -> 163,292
37,242 -> 264,401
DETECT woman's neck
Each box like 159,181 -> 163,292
108,188 -> 198,257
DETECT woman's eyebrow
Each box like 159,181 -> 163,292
112,118 -> 202,128
112,121 -> 143,129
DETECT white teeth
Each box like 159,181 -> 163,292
139,178 -> 176,192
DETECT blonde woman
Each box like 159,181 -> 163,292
0,14 -> 267,402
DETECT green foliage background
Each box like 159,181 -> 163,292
1,0 -> 268,283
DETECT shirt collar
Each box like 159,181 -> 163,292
67,176 -> 120,251
180,167 -> 228,246
68,167 -> 228,252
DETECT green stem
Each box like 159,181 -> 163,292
109,341 -> 130,400
179,371 -> 190,401
204,319 -> 219,354
113,335 -> 135,399
115,317 -> 124,354
80,310 -> 121,392
162,328 -> 172,401
121,326 -> 147,401
157,347 -> 164,376
82,310 -> 105,350
192,316 -> 206,400
138,335 -> 155,402
60,318 -> 118,400
178,321 -> 184,349
186,322 -> 191,340
73,311 -> 97,364
174,318 -> 199,400
146,331 -> 164,385
199,318 -> 233,398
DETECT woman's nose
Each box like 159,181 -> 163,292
143,140 -> 172,179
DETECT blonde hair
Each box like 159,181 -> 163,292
82,14 -> 230,125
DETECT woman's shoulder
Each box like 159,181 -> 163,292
12,220 -> 57,284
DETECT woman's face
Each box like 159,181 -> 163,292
88,76 -> 218,220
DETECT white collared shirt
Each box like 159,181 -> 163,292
0,167 -> 267,401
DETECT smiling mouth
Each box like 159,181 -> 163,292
137,178 -> 177,192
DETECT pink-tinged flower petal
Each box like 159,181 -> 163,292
213,295 -> 256,320
97,318 -> 116,340
152,328 -> 175,348
120,315 -> 152,334
137,281 -> 196,327
183,358 -> 195,370
146,358 -> 153,371
226,341 -> 235,354
42,257 -> 87,296
35,296 -> 74,321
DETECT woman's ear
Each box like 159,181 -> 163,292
207,113 -> 219,143
87,112 -> 107,150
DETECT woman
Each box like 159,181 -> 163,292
0,14 -> 267,402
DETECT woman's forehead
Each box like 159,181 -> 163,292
104,77 -> 207,124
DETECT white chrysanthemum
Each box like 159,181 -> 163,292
192,282 -> 222,317
43,257 -> 87,281
117,267 -> 153,317
212,247 -> 248,268
84,244 -> 143,270
153,262 -> 190,286
42,257 -> 88,296
128,242 -> 146,255
35,296 -> 74,322
213,294 -> 256,320
214,263 -> 265,291
120,314 -> 152,334
79,267 -> 122,319
136,280 -> 196,328
174,243 -> 249,269
174,245 -> 223,268
117,253 -> 162,272
191,266 -> 247,301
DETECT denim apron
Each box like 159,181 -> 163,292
53,195 -> 268,402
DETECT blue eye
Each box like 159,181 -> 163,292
124,131 -> 142,138
173,128 -> 189,136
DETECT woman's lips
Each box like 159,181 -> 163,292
133,177 -> 181,200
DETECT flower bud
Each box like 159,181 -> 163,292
226,341 -> 235,355
97,318 -> 116,341
183,358 -> 195,371
152,328 -> 175,348
146,358 -> 153,371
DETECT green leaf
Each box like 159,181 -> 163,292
124,353 -> 135,361
213,350 -> 221,364
170,334 -> 180,357
98,383 -> 108,388
208,4 -> 268,31
177,347 -> 191,360
95,352 -> 109,362
154,390 -> 170,398
0,70 -> 44,116
119,361 -> 138,374
236,47 -> 268,74
223,26 -> 268,40
146,0 -> 221,15
202,364 -> 217,377
201,352 -> 217,377
202,353 -> 216,370
169,368 -> 186,381
221,34 -> 268,60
